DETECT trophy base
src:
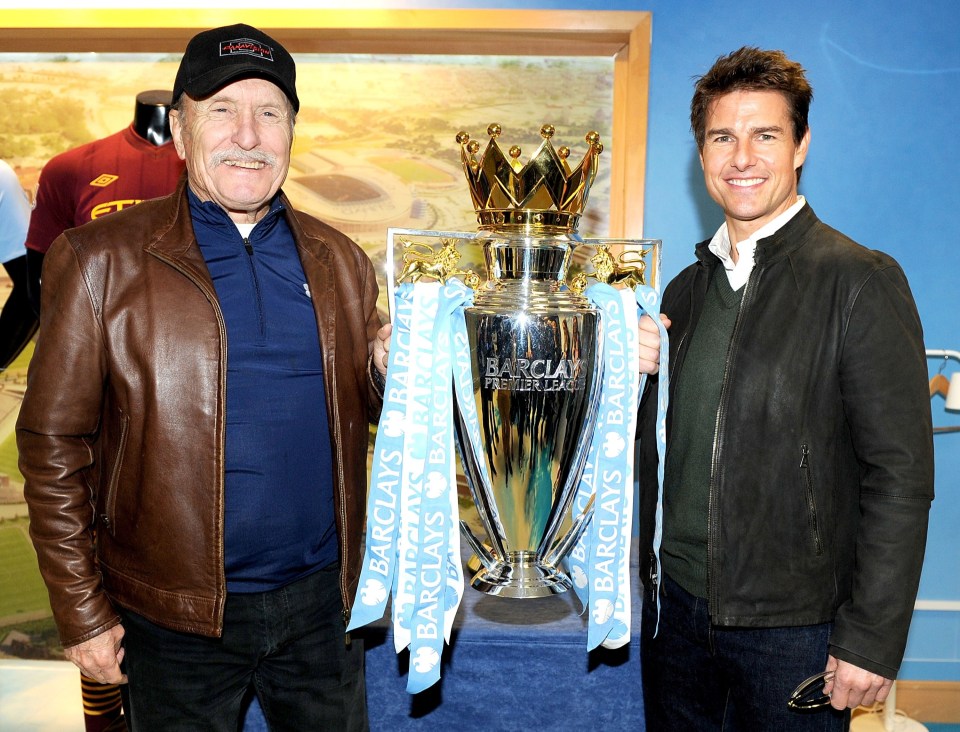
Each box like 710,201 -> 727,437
468,552 -> 573,598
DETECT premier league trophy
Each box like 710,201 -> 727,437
450,124 -> 605,597
351,123 -> 665,692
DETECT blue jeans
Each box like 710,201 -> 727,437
641,574 -> 849,731
118,562 -> 368,731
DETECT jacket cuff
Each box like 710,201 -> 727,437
828,643 -> 898,680
62,615 -> 123,649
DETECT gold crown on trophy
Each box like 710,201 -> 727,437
456,123 -> 603,232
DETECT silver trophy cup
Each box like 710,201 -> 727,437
455,227 -> 602,597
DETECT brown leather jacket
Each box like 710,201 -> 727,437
17,177 -> 383,647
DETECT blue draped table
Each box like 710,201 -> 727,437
361,545 -> 645,730
243,545 -> 645,730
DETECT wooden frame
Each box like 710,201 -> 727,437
0,9 -> 651,237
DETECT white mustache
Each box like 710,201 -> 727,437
210,150 -> 277,167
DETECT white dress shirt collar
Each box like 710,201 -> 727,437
707,195 -> 806,291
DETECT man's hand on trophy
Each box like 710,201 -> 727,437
638,313 -> 670,375
373,322 -> 392,375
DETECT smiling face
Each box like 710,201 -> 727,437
699,89 -> 810,245
170,77 -> 294,224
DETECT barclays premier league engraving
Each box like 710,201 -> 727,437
350,124 -> 669,692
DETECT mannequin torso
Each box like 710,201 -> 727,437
26,89 -> 185,313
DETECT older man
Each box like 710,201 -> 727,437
18,24 -> 388,730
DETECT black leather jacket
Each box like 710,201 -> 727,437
638,204 -> 934,678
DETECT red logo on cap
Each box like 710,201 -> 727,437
220,38 -> 274,62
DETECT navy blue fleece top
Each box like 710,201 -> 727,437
189,189 -> 336,592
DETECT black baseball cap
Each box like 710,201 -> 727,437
173,24 -> 299,113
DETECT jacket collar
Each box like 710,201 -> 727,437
143,174 -> 211,286
186,185 -> 286,237
145,174 -> 329,281
694,202 -> 820,268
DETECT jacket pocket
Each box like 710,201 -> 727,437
99,411 -> 130,537
799,444 -> 823,556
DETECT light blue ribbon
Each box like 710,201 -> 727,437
405,281 -> 471,692
349,280 -> 471,694
568,281 -> 670,647
569,284 -> 638,650
390,285 -> 436,649
634,283 -> 670,631
348,285 -> 418,633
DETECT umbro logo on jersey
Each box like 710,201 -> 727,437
90,174 -> 119,187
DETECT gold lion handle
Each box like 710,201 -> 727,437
569,244 -> 650,292
396,237 -> 480,289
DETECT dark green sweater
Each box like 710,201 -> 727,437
661,268 -> 744,598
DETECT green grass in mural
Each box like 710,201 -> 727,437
0,340 -> 33,484
0,520 -> 51,620
0,431 -> 23,484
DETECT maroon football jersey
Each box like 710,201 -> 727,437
26,124 -> 184,253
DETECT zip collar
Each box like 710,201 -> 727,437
186,186 -> 287,243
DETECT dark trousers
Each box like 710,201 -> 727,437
119,563 -> 368,731
641,574 -> 849,731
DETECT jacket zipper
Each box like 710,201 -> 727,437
101,412 -> 130,536
338,365 -> 351,643
332,358 -> 351,628
243,237 -> 266,338
707,264 -> 760,615
799,444 -> 824,555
